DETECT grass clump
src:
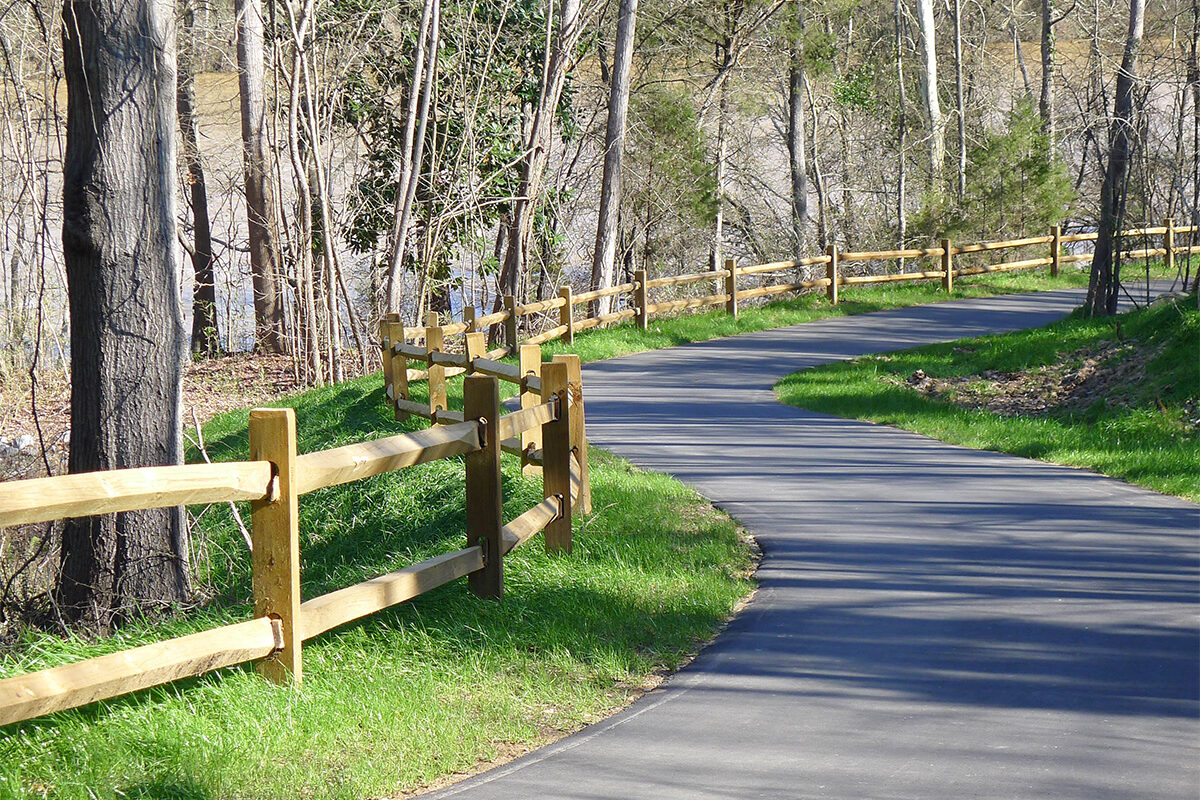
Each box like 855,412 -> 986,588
776,294 -> 1200,501
0,375 -> 754,799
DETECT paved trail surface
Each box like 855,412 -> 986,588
426,289 -> 1199,800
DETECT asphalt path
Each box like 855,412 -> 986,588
425,288 -> 1199,800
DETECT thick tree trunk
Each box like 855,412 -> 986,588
1040,0 -> 1056,143
179,5 -> 220,357
787,0 -> 808,262
590,0 -> 637,315
1087,0 -> 1145,316
916,0 -> 944,182
236,0 -> 286,353
58,0 -> 189,631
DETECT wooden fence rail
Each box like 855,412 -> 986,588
0,346 -> 591,728
381,218 -> 1198,393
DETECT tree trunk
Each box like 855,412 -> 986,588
1087,0 -> 1145,316
179,4 -> 220,358
711,75 -> 728,271
590,0 -> 638,315
58,0 -> 189,632
953,0 -> 967,200
1039,0 -> 1056,143
895,0 -> 908,265
916,0 -> 944,182
498,0 -> 583,301
236,0 -> 285,353
787,0 -> 807,263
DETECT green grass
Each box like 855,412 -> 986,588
776,294 -> 1200,501
0,266 -> 1105,798
538,268 -> 1093,363
0,374 -> 755,799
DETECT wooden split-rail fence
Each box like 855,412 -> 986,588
382,219 -> 1197,371
0,352 -> 590,727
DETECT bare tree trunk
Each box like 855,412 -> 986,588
58,0 -> 189,631
178,4 -> 219,357
895,0 -> 908,265
235,0 -> 285,353
590,0 -> 638,315
498,0 -> 583,300
1087,0 -> 1145,316
953,0 -> 967,200
787,0 -> 808,263
711,76 -> 728,270
1039,0 -> 1056,143
916,0 -> 944,183
805,80 -> 828,251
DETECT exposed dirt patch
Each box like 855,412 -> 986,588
890,341 -> 1163,418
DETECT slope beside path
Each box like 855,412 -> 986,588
424,288 -> 1200,800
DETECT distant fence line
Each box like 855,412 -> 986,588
382,219 -> 1197,380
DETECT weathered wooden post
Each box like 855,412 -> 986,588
1051,225 -> 1062,278
381,312 -> 399,404
503,295 -> 518,350
519,343 -> 543,476
826,243 -> 839,305
634,269 -> 649,330
425,313 -> 447,417
249,408 -> 302,684
553,353 -> 591,516
463,305 -> 476,333
464,375 -> 503,598
941,238 -> 954,293
465,331 -> 487,371
386,319 -> 409,421
725,258 -> 738,318
559,286 -> 575,344
1165,217 -> 1175,277
541,361 -> 572,554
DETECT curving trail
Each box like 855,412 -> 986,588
425,289 -> 1199,800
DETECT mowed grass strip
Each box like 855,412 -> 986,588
775,293 -> 1200,501
0,373 -> 754,800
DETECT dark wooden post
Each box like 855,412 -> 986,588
464,375 -> 503,599
941,238 -> 954,293
541,361 -> 573,554
725,258 -> 738,318
249,407 -> 302,684
1051,225 -> 1061,278
634,269 -> 648,330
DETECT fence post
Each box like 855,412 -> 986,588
381,313 -> 399,405
725,258 -> 738,318
463,305 -> 476,333
464,375 -> 503,599
559,286 -> 574,344
1165,217 -> 1175,276
541,361 -> 572,554
634,269 -> 649,330
1051,226 -> 1062,278
519,343 -> 543,477
826,244 -> 839,305
553,353 -> 591,516
465,331 -> 487,372
941,238 -> 954,293
249,407 -> 302,685
503,295 -> 518,349
425,313 -> 447,417
387,320 -> 409,421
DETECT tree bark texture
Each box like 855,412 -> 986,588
1040,0 -> 1056,143
236,0 -> 286,353
59,0 -> 189,631
590,0 -> 637,315
179,5 -> 220,357
787,0 -> 808,263
1087,0 -> 1145,316
916,0 -> 945,182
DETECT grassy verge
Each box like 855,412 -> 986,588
0,266 -> 1105,798
775,294 -> 1200,502
0,373 -> 755,799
